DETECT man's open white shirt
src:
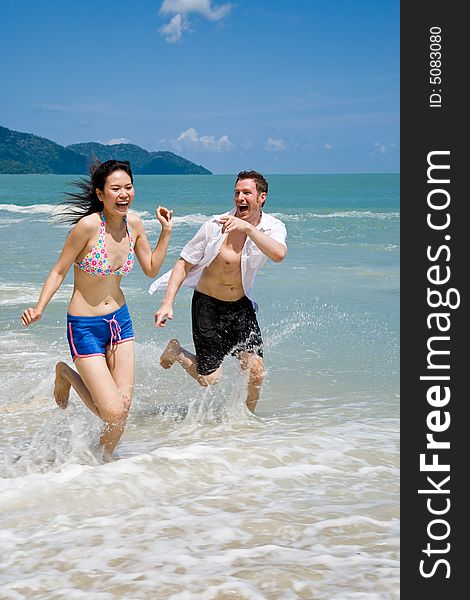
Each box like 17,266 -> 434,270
148,209 -> 287,303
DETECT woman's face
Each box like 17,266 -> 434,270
97,170 -> 135,217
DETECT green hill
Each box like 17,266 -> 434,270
66,142 -> 153,172
67,142 -> 212,175
0,126 -> 88,174
0,126 -> 213,175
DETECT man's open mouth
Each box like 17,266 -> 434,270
238,204 -> 249,215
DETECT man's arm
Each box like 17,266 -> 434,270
154,258 -> 194,327
219,215 -> 287,262
244,225 -> 287,262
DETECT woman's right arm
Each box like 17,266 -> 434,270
21,220 -> 91,326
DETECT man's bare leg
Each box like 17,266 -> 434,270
54,361 -> 99,416
160,339 -> 221,386
240,353 -> 265,413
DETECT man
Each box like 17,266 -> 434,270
150,170 -> 287,412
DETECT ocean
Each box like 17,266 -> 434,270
0,174 -> 399,599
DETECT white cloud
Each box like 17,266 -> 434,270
105,138 -> 131,145
265,137 -> 285,152
159,14 -> 188,43
177,127 -> 199,143
160,0 -> 232,20
324,143 -> 333,150
171,127 -> 232,152
200,134 -> 231,151
373,142 -> 397,155
159,0 -> 232,43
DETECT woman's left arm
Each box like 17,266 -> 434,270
132,206 -> 173,277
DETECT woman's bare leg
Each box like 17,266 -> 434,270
105,340 -> 135,422
54,361 -> 99,415
73,346 -> 134,455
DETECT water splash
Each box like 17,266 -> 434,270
0,404 -> 104,478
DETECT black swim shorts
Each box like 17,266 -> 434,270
191,290 -> 263,376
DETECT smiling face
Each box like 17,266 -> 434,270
97,170 -> 135,217
234,178 -> 266,224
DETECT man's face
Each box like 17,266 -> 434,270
234,178 -> 266,222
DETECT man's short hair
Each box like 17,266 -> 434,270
236,170 -> 268,195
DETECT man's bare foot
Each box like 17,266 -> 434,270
160,339 -> 181,369
54,362 -> 72,409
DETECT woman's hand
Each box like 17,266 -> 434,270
21,307 -> 42,327
156,206 -> 173,232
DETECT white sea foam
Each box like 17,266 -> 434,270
0,355 -> 399,599
0,217 -> 23,227
0,283 -> 73,306
0,403 -> 399,597
129,209 -> 151,218
0,203 -> 58,214
272,210 -> 399,221
0,205 -> 151,222
141,213 -> 210,230
2,205 -> 400,223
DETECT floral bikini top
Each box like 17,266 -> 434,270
75,213 -> 134,276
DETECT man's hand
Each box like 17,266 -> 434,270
219,215 -> 253,235
155,303 -> 173,327
21,307 -> 42,327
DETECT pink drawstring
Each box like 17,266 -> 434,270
104,315 -> 121,350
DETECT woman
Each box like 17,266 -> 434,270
21,159 -> 173,455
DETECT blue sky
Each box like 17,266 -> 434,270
1,0 -> 399,174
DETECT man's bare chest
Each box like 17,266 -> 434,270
216,233 -> 246,268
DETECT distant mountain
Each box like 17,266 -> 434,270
66,142 -> 152,171
0,126 -> 212,175
0,126 -> 88,174
67,142 -> 212,175
139,152 -> 209,175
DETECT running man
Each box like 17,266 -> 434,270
150,170 -> 287,412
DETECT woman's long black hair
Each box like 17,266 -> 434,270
59,159 -> 134,224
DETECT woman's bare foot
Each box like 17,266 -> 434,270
54,361 -> 72,408
160,339 -> 182,369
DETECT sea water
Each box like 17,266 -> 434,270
0,174 -> 399,599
